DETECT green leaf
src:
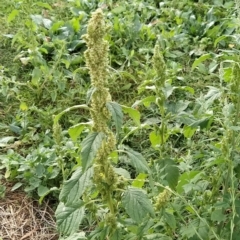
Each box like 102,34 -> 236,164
177,171 -> 200,194
149,130 -> 168,147
183,126 -> 196,138
214,35 -> 230,47
106,102 -> 123,134
112,6 -> 126,14
11,182 -> 23,191
39,187 -> 58,204
122,105 -> 141,126
132,173 -> 147,188
158,159 -> 179,189
211,208 -> 226,222
37,185 -> 49,197
31,67 -> 42,86
114,167 -> 131,179
122,146 -> 150,173
56,201 -> 85,236
122,187 -> 154,223
59,232 -> 86,240
68,123 -> 90,142
180,223 -> 196,238
164,212 -> 176,230
0,136 -> 15,147
191,54 -> 211,71
190,117 -> 213,130
142,96 -> 156,107
36,2 -> 53,10
133,96 -> 156,108
59,167 -> 93,205
20,102 -> 28,111
144,234 -> 172,240
81,132 -> 105,171
30,14 -> 43,25
86,87 -> 96,104
7,10 -> 19,23
111,228 -> 122,240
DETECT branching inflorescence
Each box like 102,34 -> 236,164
82,9 -> 118,220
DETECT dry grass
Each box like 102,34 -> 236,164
0,181 -> 58,240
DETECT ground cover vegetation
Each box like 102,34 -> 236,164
1,0 -> 240,239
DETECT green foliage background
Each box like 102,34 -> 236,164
1,0 -> 240,239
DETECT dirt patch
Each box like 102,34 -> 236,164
0,181 -> 58,240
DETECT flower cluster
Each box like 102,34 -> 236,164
155,187 -> 172,210
83,9 -> 118,210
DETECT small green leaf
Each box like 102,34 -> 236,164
149,130 -> 168,147
11,182 -> 23,191
183,126 -> 196,138
20,102 -> 28,111
122,187 -> 154,223
68,123 -> 90,142
86,87 -> 96,104
177,171 -> 200,194
191,54 -> 211,71
31,67 -> 42,86
7,10 -> 19,23
106,102 -> 123,134
36,2 -> 53,10
122,146 -> 150,173
56,201 -> 85,236
133,96 -> 156,108
144,234 -> 171,240
158,159 -> 179,189
122,105 -> 141,126
214,35 -> 229,47
132,173 -> 147,188
37,185 -> 49,197
81,132 -> 105,171
112,6 -> 126,14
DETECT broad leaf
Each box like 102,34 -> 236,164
111,228 -> 122,240
149,130 -> 168,147
59,167 -> 93,205
164,212 -> 176,230
158,159 -> 179,189
133,96 -> 156,108
56,201 -> 85,236
122,105 -> 141,126
106,102 -> 123,134
81,132 -> 105,171
132,173 -> 148,188
191,54 -> 211,71
122,146 -> 150,173
122,187 -> 154,223
211,208 -> 226,222
177,171 -> 200,194
68,123 -> 90,142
